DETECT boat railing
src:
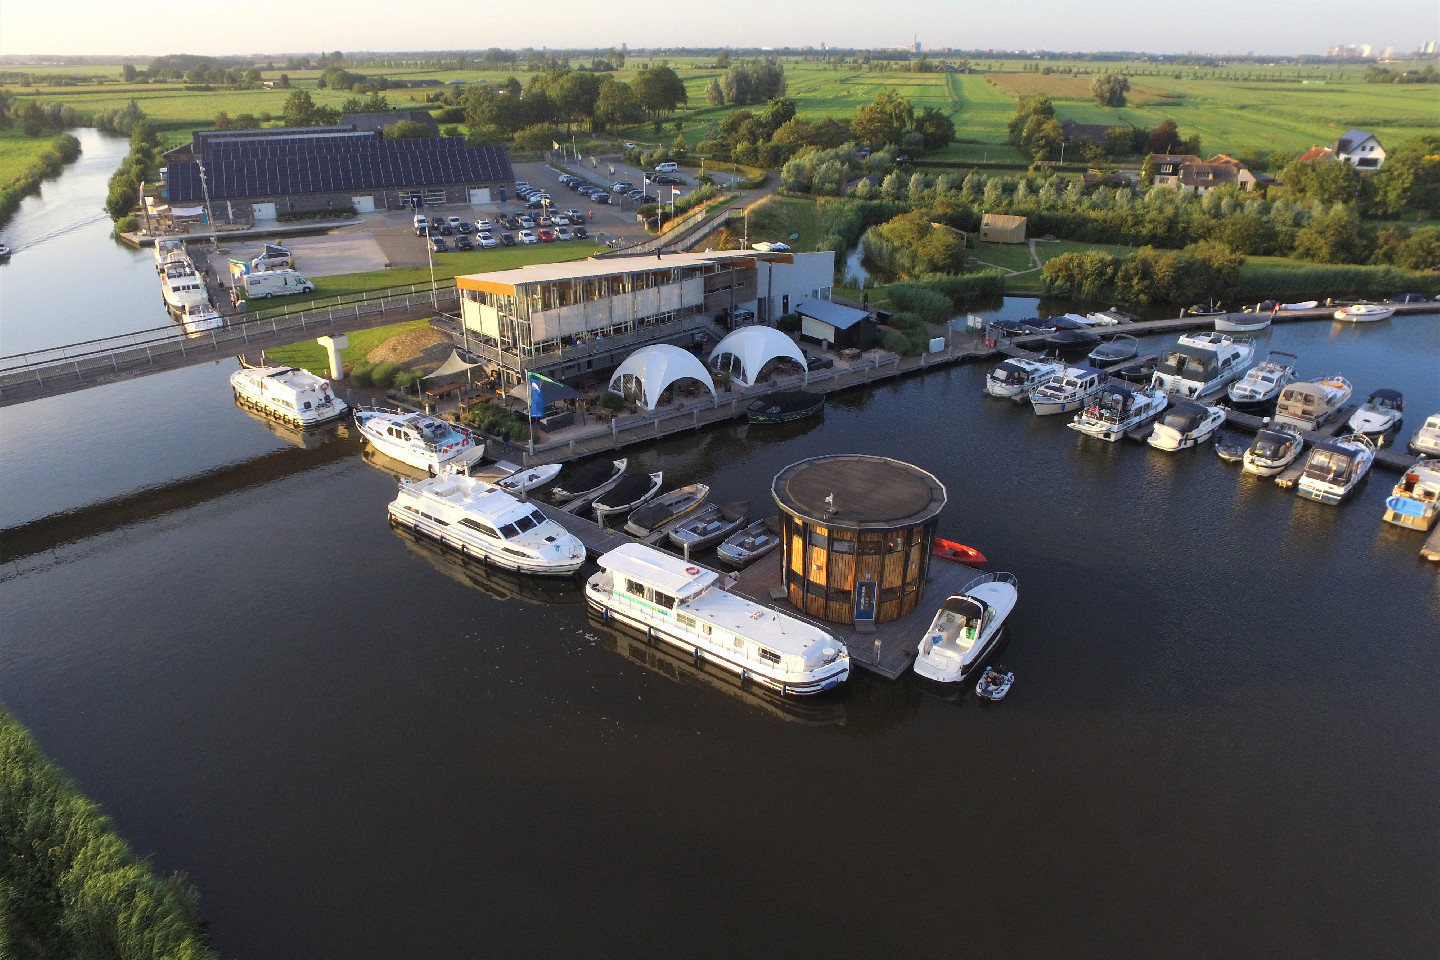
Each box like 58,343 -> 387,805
958,571 -> 1019,593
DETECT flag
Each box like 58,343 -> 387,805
671,187 -> 681,195
608,165 -> 615,175
528,374 -> 545,418
1270,301 -> 1279,317
552,140 -> 560,151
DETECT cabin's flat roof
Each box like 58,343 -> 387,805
456,250 -> 795,296
772,455 -> 946,529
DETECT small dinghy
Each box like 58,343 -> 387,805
624,483 -> 710,537
551,458 -> 626,501
1214,435 -> 1249,463
976,666 -> 1014,701
932,538 -> 986,567
746,391 -> 824,424
668,501 -> 748,552
716,518 -> 782,567
593,471 -> 664,520
497,462 -> 561,494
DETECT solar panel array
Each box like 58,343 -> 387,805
166,134 -> 514,203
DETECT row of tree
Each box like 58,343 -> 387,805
458,66 -> 687,145
1008,94 -> 1200,161
704,59 -> 786,107
1041,242 -> 1245,305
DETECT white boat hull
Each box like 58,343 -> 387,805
1214,315 -> 1271,333
1243,450 -> 1300,477
355,411 -> 486,474
1148,410 -> 1226,451
230,368 -> 349,427
1032,395 -> 1090,416
389,504 -> 584,576
1334,305 -> 1395,322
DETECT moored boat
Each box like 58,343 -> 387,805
1043,327 -> 1103,355
976,666 -> 1014,701
1271,376 -> 1353,432
1383,459 -> 1440,531
624,483 -> 710,537
230,365 -> 349,427
1030,365 -> 1105,416
1333,303 -> 1395,322
1084,308 -> 1138,326
913,572 -> 1019,684
1346,389 -> 1403,441
1147,401 -> 1226,451
1214,313 -> 1272,333
593,471 -> 664,520
668,502 -> 748,552
716,518 -> 782,567
984,357 -> 1065,400
353,407 -> 486,474
1243,425 -> 1304,477
551,458 -> 627,502
1282,300 -> 1319,310
179,300 -> 224,335
931,538 -> 986,567
1296,433 -> 1376,504
497,462 -> 562,494
388,472 -> 586,576
1087,334 -> 1139,369
1409,414 -> 1440,456
745,391 -> 824,424
153,238 -> 186,271
1227,351 -> 1298,413
1069,383 -> 1168,443
0,242 -> 11,262
1151,332 -> 1255,399
160,259 -> 208,314
586,542 -> 850,696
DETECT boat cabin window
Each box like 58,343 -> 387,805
513,513 -> 539,534
653,592 -> 676,610
625,578 -> 647,597
459,518 -> 501,539
758,648 -> 781,666
498,522 -> 521,539
1305,449 -> 1353,482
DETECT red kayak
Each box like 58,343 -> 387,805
931,538 -> 986,567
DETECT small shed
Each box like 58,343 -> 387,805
980,214 -> 1027,244
795,299 -> 876,351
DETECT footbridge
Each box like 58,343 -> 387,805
0,283 -> 458,408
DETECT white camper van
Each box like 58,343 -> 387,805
243,269 -> 315,299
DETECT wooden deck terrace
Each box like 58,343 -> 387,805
727,551 -> 997,680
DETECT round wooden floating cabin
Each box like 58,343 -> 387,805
771,455 -> 947,625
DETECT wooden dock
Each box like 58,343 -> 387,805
1421,526 -> 1440,563
533,502 -> 632,559
1221,407 -> 1415,475
726,552 -> 996,680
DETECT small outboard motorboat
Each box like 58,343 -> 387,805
976,666 -> 1013,701
1213,435 -> 1249,463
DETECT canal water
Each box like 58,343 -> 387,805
1,142 -> 1437,959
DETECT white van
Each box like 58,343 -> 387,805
654,162 -> 678,173
243,269 -> 315,299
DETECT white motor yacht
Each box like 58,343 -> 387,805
1383,459 -> 1440,531
1151,332 -> 1255,399
1068,383 -> 1167,442
1408,414 -> 1440,456
913,573 -> 1019,684
1242,426 -> 1304,477
984,357 -> 1064,400
231,365 -> 348,427
1147,401 -> 1226,451
586,543 -> 850,696
1272,376 -> 1354,432
1346,389 -> 1404,441
354,407 -> 486,474
179,300 -> 223,335
1227,351 -> 1298,413
389,472 -> 585,576
1030,365 -> 1105,416
160,259 -> 208,314
1296,434 -> 1376,505
1333,303 -> 1395,322
153,238 -> 187,271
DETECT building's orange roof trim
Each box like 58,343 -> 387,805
456,276 -> 517,296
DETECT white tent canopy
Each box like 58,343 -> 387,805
608,344 -> 716,411
707,326 -> 806,386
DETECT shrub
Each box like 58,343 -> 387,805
776,312 -> 802,332
369,362 -> 403,388
393,370 -> 423,392
885,285 -> 953,323
114,214 -> 139,234
348,363 -> 374,387
879,328 -> 914,354
600,391 -> 627,411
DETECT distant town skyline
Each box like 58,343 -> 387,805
2,0 -> 1436,59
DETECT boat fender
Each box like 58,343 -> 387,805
684,566 -> 700,575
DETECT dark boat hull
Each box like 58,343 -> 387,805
747,391 -> 825,424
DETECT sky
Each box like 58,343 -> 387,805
2,0 -> 1436,58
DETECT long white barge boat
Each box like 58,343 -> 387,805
231,365 -> 349,427
586,543 -> 850,696
388,472 -> 586,576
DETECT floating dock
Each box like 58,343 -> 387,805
1422,527 -> 1440,563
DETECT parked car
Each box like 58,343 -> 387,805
640,193 -> 659,204
436,221 -> 453,235
526,197 -> 545,208
454,234 -> 473,250
413,214 -> 429,235
518,230 -> 538,244
592,193 -> 611,204
500,215 -> 519,230
518,215 -> 536,228
500,233 -> 516,246
564,209 -> 582,220
572,226 -> 589,240
456,221 -> 476,234
430,236 -> 449,252
447,216 -> 463,230
555,227 -> 572,241
650,174 -> 681,186
478,233 -> 498,249
515,180 -> 530,193
538,228 -> 556,243
476,218 -> 492,232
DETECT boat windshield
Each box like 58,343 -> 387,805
1305,449 -> 1353,483
1161,409 -> 1199,430
1156,350 -> 1218,379
1252,431 -> 1291,458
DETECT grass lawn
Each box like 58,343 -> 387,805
0,130 -> 63,187
969,243 -> 1036,272
744,196 -> 823,251
263,318 -> 432,372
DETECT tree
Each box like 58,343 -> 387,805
1091,72 -> 1130,107
1146,119 -> 1183,155
852,90 -> 914,147
282,89 -> 337,127
705,77 -> 725,106
633,65 -> 687,116
715,49 -> 731,69
340,92 -> 391,114
383,120 -> 433,139
121,63 -> 138,82
1293,207 -> 1367,263
913,107 -> 955,150
593,78 -> 640,132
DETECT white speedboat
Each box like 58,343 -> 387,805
1085,308 -> 1137,326
1296,433 -> 1376,505
1243,426 -> 1304,477
1068,383 -> 1167,442
586,543 -> 850,696
153,238 -> 186,271
1409,414 -> 1440,456
1282,300 -> 1319,310
1151,332 -> 1255,399
1147,401 -> 1226,451
179,300 -> 223,335
1346,389 -> 1403,441
593,471 -> 664,520
1383,459 -> 1440,531
389,472 -> 586,576
984,357 -> 1064,400
1272,376 -> 1353,432
1029,365 -> 1105,416
497,463 -> 562,494
668,502 -> 748,552
230,365 -> 349,427
353,407 -> 486,474
715,518 -> 781,567
160,259 -> 208,314
913,572 -> 1019,684
1227,351 -> 1298,413
1334,303 -> 1395,322
976,666 -> 1014,701
624,483 -> 710,537
1214,313 -> 1271,333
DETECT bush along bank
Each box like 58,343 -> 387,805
0,133 -> 81,228
0,704 -> 217,960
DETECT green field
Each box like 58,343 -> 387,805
0,129 -> 59,186
263,318 -> 432,371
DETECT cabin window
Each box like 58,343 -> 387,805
653,592 -> 676,610
758,648 -> 781,666
499,523 -> 521,539
677,613 -> 696,628
625,578 -> 647,597
527,510 -> 546,527
513,514 -> 539,533
459,518 -> 500,539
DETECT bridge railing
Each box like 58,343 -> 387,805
0,286 -> 459,392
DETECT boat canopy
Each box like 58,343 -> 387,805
600,542 -> 719,602
708,326 -> 806,386
609,345 -> 716,411
1155,346 -> 1220,379
1366,388 -> 1403,409
1160,401 -> 1211,430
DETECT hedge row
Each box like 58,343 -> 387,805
0,133 -> 81,228
0,704 -> 216,960
1232,262 -> 1440,301
350,361 -> 421,391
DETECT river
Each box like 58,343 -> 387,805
1,136 -> 1437,959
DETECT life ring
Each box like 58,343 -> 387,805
684,566 -> 700,575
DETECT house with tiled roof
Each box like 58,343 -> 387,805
1060,119 -> 1123,144
1329,130 -> 1385,171
1296,145 -> 1336,164
1149,154 -> 1262,195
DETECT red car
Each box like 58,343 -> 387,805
538,228 -> 556,243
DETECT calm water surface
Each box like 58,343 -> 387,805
1,150 -> 1437,959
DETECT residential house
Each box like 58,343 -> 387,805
1150,154 -> 1262,195
979,213 -> 1027,244
1329,129 -> 1386,171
